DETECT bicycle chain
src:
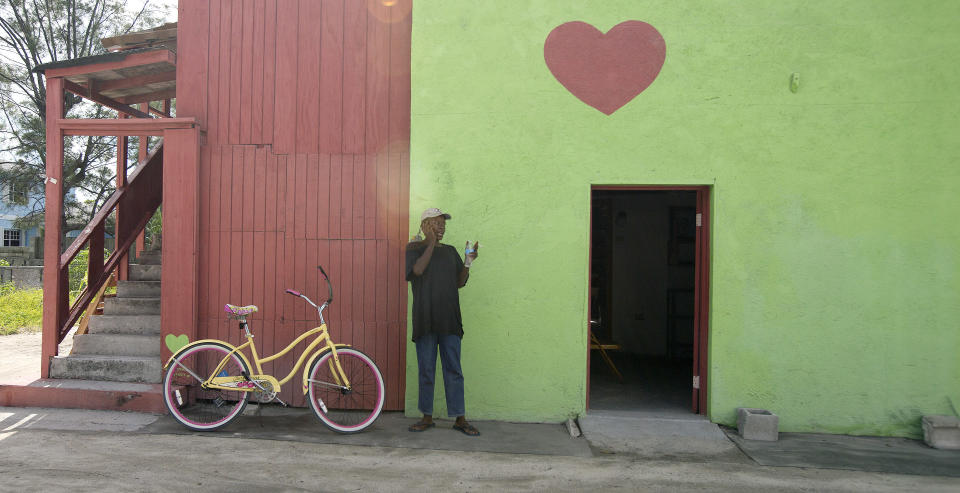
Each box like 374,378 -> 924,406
251,380 -> 278,403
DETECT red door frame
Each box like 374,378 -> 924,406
587,185 -> 711,415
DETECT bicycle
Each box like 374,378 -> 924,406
161,266 -> 385,433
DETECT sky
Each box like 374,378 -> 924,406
152,0 -> 178,23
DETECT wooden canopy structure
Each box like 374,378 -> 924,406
37,48 -> 176,117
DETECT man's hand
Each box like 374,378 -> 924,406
412,219 -> 442,277
423,221 -> 438,245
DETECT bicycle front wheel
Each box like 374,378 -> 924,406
163,342 -> 250,431
307,348 -> 385,433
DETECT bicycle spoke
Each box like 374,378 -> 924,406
306,379 -> 348,390
163,343 -> 249,431
172,361 -> 204,383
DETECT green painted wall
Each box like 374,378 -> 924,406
407,0 -> 960,436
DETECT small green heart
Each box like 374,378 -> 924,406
165,334 -> 190,354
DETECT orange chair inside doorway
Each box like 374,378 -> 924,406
589,320 -> 624,383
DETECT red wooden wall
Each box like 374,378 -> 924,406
176,0 -> 412,409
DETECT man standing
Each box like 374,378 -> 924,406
406,208 -> 480,436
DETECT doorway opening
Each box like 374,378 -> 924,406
588,186 -> 710,415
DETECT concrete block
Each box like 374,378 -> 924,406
129,264 -> 162,281
0,266 -> 42,289
737,408 -> 779,441
135,250 -> 162,265
117,280 -> 162,298
87,315 -> 161,335
71,334 -> 160,357
49,355 -> 162,383
103,297 -> 160,315
922,415 -> 960,450
11,266 -> 42,289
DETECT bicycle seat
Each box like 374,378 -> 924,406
224,304 -> 258,318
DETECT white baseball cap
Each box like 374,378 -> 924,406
420,208 -> 452,222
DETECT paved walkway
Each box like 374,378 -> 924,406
2,332 -> 959,481
0,332 -> 72,385
3,424 -> 956,492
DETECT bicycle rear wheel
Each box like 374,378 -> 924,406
307,348 -> 385,433
163,342 -> 250,431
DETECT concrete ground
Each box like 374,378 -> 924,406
2,333 -> 959,491
2,407 -> 960,492
0,331 -> 72,385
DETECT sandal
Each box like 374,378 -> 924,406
408,421 -> 436,432
452,422 -> 480,436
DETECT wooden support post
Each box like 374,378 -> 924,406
138,103 -> 150,161
136,102 -> 149,256
160,127 -> 201,360
117,114 -> 129,280
42,77 -> 66,377
88,221 -> 105,289
162,99 -> 172,117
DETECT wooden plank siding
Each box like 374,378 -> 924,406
176,0 -> 411,409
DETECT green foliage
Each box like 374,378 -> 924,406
68,247 -> 111,295
69,248 -> 91,294
0,258 -> 9,266
0,283 -> 43,334
146,207 -> 162,248
0,246 -> 117,335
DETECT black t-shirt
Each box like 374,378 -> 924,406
406,242 -> 465,341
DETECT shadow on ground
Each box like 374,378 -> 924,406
725,428 -> 960,478
142,406 -> 595,458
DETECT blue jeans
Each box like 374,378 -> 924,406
415,333 -> 465,417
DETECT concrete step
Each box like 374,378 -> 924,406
129,264 -> 161,281
87,315 -> 161,335
48,355 -> 162,384
0,379 -> 165,413
116,280 -> 161,298
70,334 -> 160,357
578,411 -> 741,460
135,250 -> 162,265
103,297 -> 160,315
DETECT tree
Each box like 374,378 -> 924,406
0,0 -> 169,241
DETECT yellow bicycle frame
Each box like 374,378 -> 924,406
162,323 -> 352,396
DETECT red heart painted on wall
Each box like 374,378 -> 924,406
544,21 -> 666,115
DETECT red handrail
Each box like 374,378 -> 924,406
55,141 -> 164,343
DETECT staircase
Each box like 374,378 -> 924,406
0,250 -> 172,413
50,250 -> 163,383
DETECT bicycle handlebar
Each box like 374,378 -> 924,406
318,265 -> 333,303
284,266 -> 333,306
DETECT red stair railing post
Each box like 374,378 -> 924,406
88,221 -> 105,291
41,76 -> 66,377
134,102 -> 149,258
116,113 -> 130,281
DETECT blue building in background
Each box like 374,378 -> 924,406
0,179 -> 41,264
